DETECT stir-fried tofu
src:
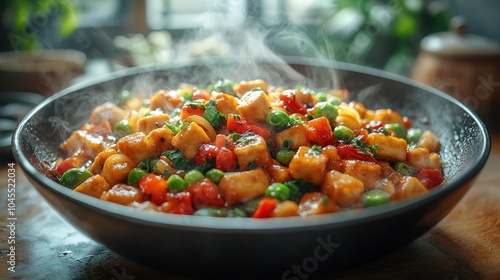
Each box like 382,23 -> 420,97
137,113 -> 170,134
171,122 -> 210,160
266,160 -> 292,182
342,159 -> 383,190
60,130 -> 106,158
275,124 -> 308,150
212,92 -> 239,115
218,168 -> 270,204
272,200 -> 299,217
233,135 -> 272,170
89,148 -> 118,174
321,170 -> 364,207
289,146 -> 328,185
117,132 -> 156,165
101,154 -> 135,187
418,130 -> 440,153
100,184 -> 145,205
146,127 -> 174,155
395,176 -> 428,200
236,90 -> 272,125
297,192 -> 339,217
406,147 -> 441,170
233,79 -> 268,96
365,133 -> 407,162
150,89 -> 184,112
74,175 -> 111,198
90,102 -> 126,126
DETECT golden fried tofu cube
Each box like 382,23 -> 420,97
395,176 -> 428,200
150,89 -> 183,111
90,102 -> 126,126
265,160 -> 292,182
234,135 -> 272,170
297,192 -> 339,217
275,124 -> 308,150
342,159 -> 383,190
218,168 -> 270,204
212,92 -> 239,115
418,130 -> 440,153
272,200 -> 299,217
137,113 -> 170,134
117,132 -> 156,165
321,170 -> 364,207
60,130 -> 106,157
74,175 -> 111,198
146,127 -> 174,155
406,147 -> 441,170
236,90 -> 272,125
289,146 -> 328,185
365,133 -> 407,162
101,154 -> 135,187
100,184 -> 145,205
89,148 -> 118,174
233,79 -> 268,96
171,122 -> 210,160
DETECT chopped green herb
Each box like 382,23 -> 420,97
163,149 -> 192,170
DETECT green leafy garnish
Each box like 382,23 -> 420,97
352,136 -> 379,157
163,149 -> 192,170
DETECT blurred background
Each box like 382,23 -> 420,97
1,0 -> 499,154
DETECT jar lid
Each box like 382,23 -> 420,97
420,16 -> 500,56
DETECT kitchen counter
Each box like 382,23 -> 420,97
1,133 -> 499,280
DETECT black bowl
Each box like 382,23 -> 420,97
12,58 -> 490,278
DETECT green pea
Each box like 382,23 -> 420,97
314,102 -> 338,123
184,170 -> 205,185
265,182 -> 291,202
384,123 -> 406,138
266,110 -> 290,131
60,168 -> 92,189
127,168 -> 148,185
393,162 -> 418,176
362,189 -> 390,207
194,208 -> 228,217
114,119 -> 132,138
334,125 -> 355,142
328,96 -> 342,106
167,174 -> 187,191
316,92 -> 327,102
406,128 -> 423,144
118,90 -> 131,105
210,78 -> 236,94
205,168 -> 225,183
276,149 -> 295,166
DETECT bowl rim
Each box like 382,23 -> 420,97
12,57 -> 492,232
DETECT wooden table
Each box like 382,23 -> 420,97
1,133 -> 499,280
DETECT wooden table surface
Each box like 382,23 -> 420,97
1,131 -> 499,280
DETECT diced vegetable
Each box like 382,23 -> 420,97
252,197 -> 278,218
139,174 -> 167,205
362,189 -> 390,207
60,168 -> 93,189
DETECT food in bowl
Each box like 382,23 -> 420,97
52,78 -> 443,218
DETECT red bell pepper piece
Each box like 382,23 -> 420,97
337,144 -> 377,163
415,168 -> 444,189
306,117 -> 334,146
139,174 -> 167,205
252,197 -> 278,218
279,90 -> 307,115
187,178 -> 225,208
160,192 -> 194,215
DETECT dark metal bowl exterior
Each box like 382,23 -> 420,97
12,58 -> 490,278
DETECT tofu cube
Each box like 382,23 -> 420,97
137,113 -> 170,134
171,122 -> 210,160
395,176 -> 428,200
212,92 -> 239,116
100,184 -> 145,205
406,147 -> 441,170
321,170 -> 364,207
342,159 -> 383,190
74,175 -> 111,198
236,90 -> 272,125
117,132 -> 156,165
234,135 -> 272,170
297,192 -> 339,217
275,124 -> 309,150
365,133 -> 407,162
289,146 -> 328,185
218,168 -> 270,204
233,79 -> 268,96
146,127 -> 174,155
